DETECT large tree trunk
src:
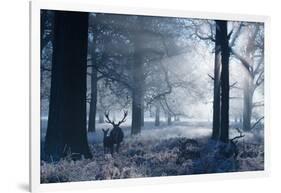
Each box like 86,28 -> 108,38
88,58 -> 98,132
242,76 -> 254,131
88,23 -> 98,132
212,22 -> 222,140
218,20 -> 230,143
131,91 -> 143,134
141,102 -> 145,126
131,17 -> 144,135
44,11 -> 92,161
155,102 -> 160,126
131,56 -> 144,134
242,27 -> 258,131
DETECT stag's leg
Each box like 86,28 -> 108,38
116,143 -> 120,153
110,145 -> 114,155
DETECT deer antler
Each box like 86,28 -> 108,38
117,111 -> 128,126
104,111 -> 115,125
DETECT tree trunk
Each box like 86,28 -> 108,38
242,76 -> 254,131
239,115 -> 242,127
167,113 -> 172,125
88,17 -> 99,133
131,90 -> 143,135
131,58 -> 144,134
98,110 -> 104,123
242,27 -> 257,131
141,102 -> 145,126
88,53 -> 98,132
155,102 -> 160,126
212,22 -> 222,140
149,106 -> 154,118
218,20 -> 230,143
131,17 -> 144,135
44,11 -> 92,161
234,116 -> 238,123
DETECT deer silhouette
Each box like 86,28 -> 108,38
102,128 -> 113,154
104,111 -> 126,154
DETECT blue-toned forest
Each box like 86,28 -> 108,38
40,10 -> 264,183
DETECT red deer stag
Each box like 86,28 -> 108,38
104,111 -> 127,154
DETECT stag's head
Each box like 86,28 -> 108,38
104,110 -> 128,128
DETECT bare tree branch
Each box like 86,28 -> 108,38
230,48 -> 254,76
229,23 -> 244,47
208,74 -> 215,80
230,128 -> 245,143
229,96 -> 243,100
255,71 -> 264,87
251,116 -> 264,130
193,21 -> 215,42
230,81 -> 238,88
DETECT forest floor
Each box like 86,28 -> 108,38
40,121 -> 264,183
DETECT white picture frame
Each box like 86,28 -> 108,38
30,0 -> 270,192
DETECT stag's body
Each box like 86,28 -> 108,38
110,126 -> 124,153
104,111 -> 127,154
